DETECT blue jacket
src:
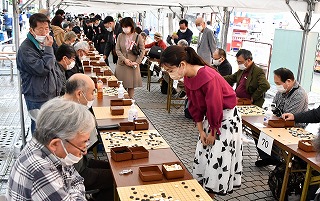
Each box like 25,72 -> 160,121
17,33 -> 63,102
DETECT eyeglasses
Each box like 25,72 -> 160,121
236,60 -> 246,65
66,139 -> 88,154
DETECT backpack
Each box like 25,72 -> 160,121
268,158 -> 306,200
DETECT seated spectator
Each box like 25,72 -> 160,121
65,41 -> 88,79
56,44 -> 76,95
177,39 -> 188,47
51,15 -> 65,46
140,32 -> 153,45
255,67 -> 308,167
64,31 -> 77,45
145,32 -> 167,50
64,74 -> 114,201
223,49 -> 270,107
63,22 -> 70,32
7,98 -> 95,200
212,48 -> 232,76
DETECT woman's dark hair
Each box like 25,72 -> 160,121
160,45 -> 208,68
29,13 -> 50,29
51,15 -> 64,27
274,67 -> 295,82
120,17 -> 135,33
56,44 -> 76,62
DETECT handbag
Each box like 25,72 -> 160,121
148,46 -> 163,59
131,35 -> 141,56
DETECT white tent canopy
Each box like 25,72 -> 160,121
58,0 -> 315,14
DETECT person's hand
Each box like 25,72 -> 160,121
172,34 -> 178,39
124,59 -> 132,66
103,55 -> 107,59
199,131 -> 207,146
131,62 -> 138,68
43,35 -> 53,47
206,130 -> 216,145
282,113 -> 295,121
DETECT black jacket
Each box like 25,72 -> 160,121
214,59 -> 232,76
103,23 -> 122,64
295,106 -> 320,123
174,28 -> 193,45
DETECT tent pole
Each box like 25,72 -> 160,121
13,0 -> 26,146
46,0 -> 50,11
297,1 -> 313,83
221,7 -> 230,50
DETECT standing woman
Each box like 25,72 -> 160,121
115,17 -> 144,98
160,46 -> 243,196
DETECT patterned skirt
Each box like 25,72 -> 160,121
192,107 -> 243,195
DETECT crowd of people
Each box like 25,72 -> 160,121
6,8 -> 320,201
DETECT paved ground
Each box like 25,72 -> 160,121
0,73 -> 279,200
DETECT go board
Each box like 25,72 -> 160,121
260,127 -> 315,146
92,106 -> 145,119
236,105 -> 265,116
101,130 -> 170,152
117,179 -> 212,201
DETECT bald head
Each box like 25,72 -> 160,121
195,17 -> 206,32
65,74 -> 96,106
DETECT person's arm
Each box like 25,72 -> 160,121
294,106 -> 320,123
145,42 -> 155,48
104,33 -> 112,57
159,40 -> 167,50
207,30 -> 216,56
223,71 -> 238,85
251,69 -> 270,102
31,167 -> 86,200
135,34 -> 145,64
186,29 -> 193,45
115,34 -> 126,62
204,78 -> 225,135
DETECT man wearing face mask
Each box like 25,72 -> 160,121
8,98 -> 95,200
223,49 -> 270,107
17,13 -> 63,134
103,16 -> 122,66
65,41 -> 88,80
212,48 -> 232,76
92,15 -> 107,54
64,73 -> 114,201
254,68 -> 308,167
56,44 -> 76,95
195,17 -> 216,65
172,19 -> 193,45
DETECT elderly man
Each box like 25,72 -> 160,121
65,41 -> 88,79
145,32 -> 167,50
224,49 -> 270,107
17,13 -> 63,133
64,73 -> 113,201
195,17 -> 216,65
212,48 -> 232,76
8,98 -> 95,200
255,68 -> 308,167
103,16 -> 122,65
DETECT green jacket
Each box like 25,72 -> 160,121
223,62 -> 270,107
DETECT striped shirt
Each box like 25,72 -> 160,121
7,138 -> 86,201
272,81 -> 308,116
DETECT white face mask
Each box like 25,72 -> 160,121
106,27 -> 113,32
180,29 -> 187,33
212,59 -> 221,66
238,64 -> 246,71
276,84 -> 287,93
67,61 -> 76,70
122,27 -> 131,34
35,35 -> 46,43
197,26 -> 203,32
82,91 -> 94,108
168,66 -> 184,80
59,140 -> 83,166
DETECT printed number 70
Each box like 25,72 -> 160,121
262,138 -> 268,148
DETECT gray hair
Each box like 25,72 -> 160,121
34,98 -> 95,145
74,41 -> 89,52
64,31 -> 77,41
177,39 -> 188,47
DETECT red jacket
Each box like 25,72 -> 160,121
145,40 -> 167,50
